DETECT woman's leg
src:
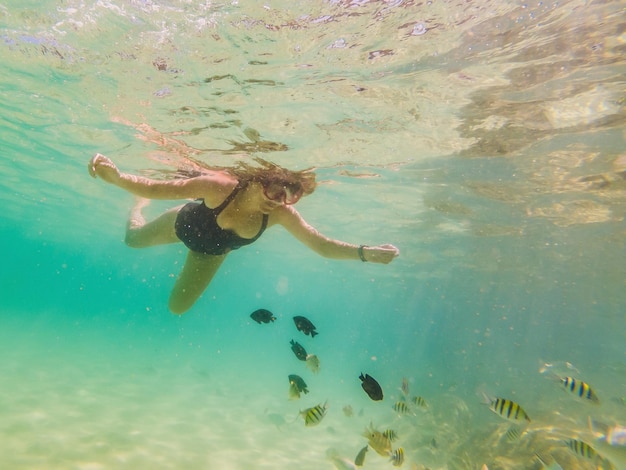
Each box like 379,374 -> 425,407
168,251 -> 227,315
125,198 -> 183,248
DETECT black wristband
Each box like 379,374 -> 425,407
358,245 -> 368,262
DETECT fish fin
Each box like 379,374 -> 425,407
478,390 -> 493,406
588,417 -> 609,437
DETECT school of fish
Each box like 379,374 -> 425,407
251,311 -> 623,468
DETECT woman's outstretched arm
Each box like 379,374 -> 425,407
271,205 -> 399,264
88,153 -> 234,203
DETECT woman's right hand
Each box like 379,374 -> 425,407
88,153 -> 121,184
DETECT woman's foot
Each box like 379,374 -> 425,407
128,197 -> 151,229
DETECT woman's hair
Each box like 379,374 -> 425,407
182,156 -> 316,196
228,157 -> 317,195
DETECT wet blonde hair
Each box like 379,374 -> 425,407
181,156 -> 316,196
227,157 -> 317,195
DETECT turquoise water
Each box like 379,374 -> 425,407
1,0 -> 625,468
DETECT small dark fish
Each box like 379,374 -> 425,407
290,340 -> 308,361
359,373 -> 383,401
288,374 -> 309,394
354,445 -> 368,466
293,315 -> 318,337
250,308 -> 276,324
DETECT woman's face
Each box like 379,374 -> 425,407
262,181 -> 304,205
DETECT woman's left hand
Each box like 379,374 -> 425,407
363,244 -> 400,264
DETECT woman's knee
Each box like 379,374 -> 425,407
124,229 -> 144,248
168,296 -> 193,315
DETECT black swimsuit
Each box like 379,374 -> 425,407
174,184 -> 269,255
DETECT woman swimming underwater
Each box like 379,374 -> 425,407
88,154 -> 399,314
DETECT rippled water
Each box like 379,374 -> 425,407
1,0 -> 624,469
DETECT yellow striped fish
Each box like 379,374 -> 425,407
393,400 -> 413,415
505,424 -> 522,442
412,396 -> 427,408
363,425 -> 392,456
383,429 -> 399,442
561,377 -> 600,403
565,439 -> 597,459
489,397 -> 531,422
389,447 -> 405,467
300,402 -> 327,426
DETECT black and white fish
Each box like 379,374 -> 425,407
293,315 -> 318,337
250,308 -> 276,324
288,374 -> 309,399
290,340 -> 307,361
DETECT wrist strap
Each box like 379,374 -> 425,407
358,245 -> 368,262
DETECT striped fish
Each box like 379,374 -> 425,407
393,400 -> 413,415
383,429 -> 399,442
413,395 -> 427,408
561,377 -> 599,403
505,424 -> 522,442
300,402 -> 327,426
489,397 -> 531,422
363,425 -> 392,456
565,439 -> 597,459
389,447 -> 405,467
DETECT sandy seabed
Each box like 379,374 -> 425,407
0,320 -> 406,470
1,316 -> 620,470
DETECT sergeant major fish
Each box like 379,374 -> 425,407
560,376 -> 600,403
363,424 -> 392,456
485,395 -> 531,423
393,400 -> 414,416
300,402 -> 328,426
389,447 -> 405,467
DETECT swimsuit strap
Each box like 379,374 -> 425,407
213,181 -> 247,214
